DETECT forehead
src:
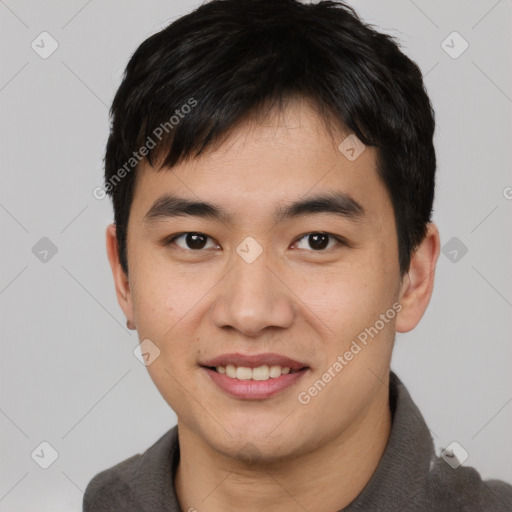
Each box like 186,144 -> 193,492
131,99 -> 393,227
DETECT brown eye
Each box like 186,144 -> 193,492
167,232 -> 217,251
293,232 -> 344,251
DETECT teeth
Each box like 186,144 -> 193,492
253,366 -> 270,380
269,365 -> 282,378
236,366 -> 252,380
217,364 -> 294,381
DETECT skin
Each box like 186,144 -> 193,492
106,97 -> 440,512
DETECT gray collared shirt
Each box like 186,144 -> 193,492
83,372 -> 512,511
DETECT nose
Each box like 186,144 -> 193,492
211,251 -> 295,337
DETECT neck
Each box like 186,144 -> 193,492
175,385 -> 392,512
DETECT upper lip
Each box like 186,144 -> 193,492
200,352 -> 308,371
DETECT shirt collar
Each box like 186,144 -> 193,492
342,371 -> 436,510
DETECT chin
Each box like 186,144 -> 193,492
207,425 -> 304,464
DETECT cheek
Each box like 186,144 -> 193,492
295,264 -> 400,385
300,261 -> 393,329
129,264 -> 207,412
129,261 -> 200,359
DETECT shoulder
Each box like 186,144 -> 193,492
82,426 -> 179,511
82,453 -> 143,511
426,457 -> 512,511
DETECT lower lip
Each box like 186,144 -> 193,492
202,367 -> 308,400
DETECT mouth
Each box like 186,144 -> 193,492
203,363 -> 306,381
199,353 -> 309,400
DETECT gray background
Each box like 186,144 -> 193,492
1,0 -> 511,510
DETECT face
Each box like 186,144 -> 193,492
109,98 -> 420,463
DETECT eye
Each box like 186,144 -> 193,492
164,231 -> 347,252
165,232 -> 218,251
292,232 -> 345,251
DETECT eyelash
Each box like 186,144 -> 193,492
163,232 -> 348,253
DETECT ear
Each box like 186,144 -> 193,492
106,223 -> 135,329
395,223 -> 440,333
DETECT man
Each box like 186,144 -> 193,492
83,0 -> 512,510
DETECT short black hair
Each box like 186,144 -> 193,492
104,0 -> 436,276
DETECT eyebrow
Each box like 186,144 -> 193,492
143,191 -> 365,226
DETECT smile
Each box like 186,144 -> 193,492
212,364 -> 300,381
199,352 -> 310,399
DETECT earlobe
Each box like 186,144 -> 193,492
106,224 -> 135,327
395,223 -> 440,333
